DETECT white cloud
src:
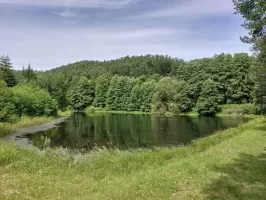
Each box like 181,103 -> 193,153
52,8 -> 77,17
130,0 -> 234,19
0,0 -> 137,9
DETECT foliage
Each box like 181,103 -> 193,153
173,81 -> 194,112
0,80 -> 15,122
0,55 -> 16,87
129,80 -> 156,112
49,55 -> 182,78
93,74 -> 111,108
221,104 -> 256,115
233,0 -> 266,46
152,77 -> 183,114
226,53 -> 255,103
254,65 -> 266,114
196,79 -> 222,116
106,75 -> 119,110
69,77 -> 95,111
233,0 -> 266,114
37,73 -> 69,110
0,53 -> 260,119
12,84 -> 57,117
106,76 -> 138,111
22,63 -> 37,83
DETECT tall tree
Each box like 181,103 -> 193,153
0,80 -> 15,122
93,74 -> 111,108
68,77 -> 95,111
22,63 -> 37,83
233,0 -> 266,113
37,73 -> 69,110
0,55 -> 16,87
196,79 -> 222,116
152,77 -> 182,114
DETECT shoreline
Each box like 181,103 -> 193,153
86,109 -> 257,118
3,117 -> 69,146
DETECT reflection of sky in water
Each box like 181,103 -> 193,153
21,113 -> 249,151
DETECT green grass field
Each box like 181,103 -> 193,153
1,117 -> 266,200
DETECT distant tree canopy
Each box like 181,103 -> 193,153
22,63 -> 37,83
49,55 -> 184,78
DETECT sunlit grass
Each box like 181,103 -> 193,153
1,117 -> 266,199
220,104 -> 256,115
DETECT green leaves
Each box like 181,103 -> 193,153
0,80 -> 15,122
93,74 -> 111,108
12,84 -> 57,117
196,79 -> 222,116
233,0 -> 266,114
69,77 -> 95,111
0,55 -> 16,87
152,77 -> 182,114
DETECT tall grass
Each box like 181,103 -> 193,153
0,110 -> 72,138
0,116 -> 55,137
221,104 -> 256,115
73,117 -> 265,174
0,117 -> 265,200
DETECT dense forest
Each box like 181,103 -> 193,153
1,50 -> 264,123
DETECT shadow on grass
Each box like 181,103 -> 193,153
203,152 -> 266,200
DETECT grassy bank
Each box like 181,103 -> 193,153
1,117 -> 266,200
85,104 -> 258,117
0,110 -> 72,137
85,106 -> 150,115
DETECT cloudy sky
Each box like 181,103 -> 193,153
0,0 -> 250,70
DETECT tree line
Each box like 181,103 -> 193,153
1,50 -> 264,123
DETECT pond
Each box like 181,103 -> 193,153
16,113 -> 249,151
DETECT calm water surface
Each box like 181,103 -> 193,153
20,113 -> 249,151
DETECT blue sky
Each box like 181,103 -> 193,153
0,0 -> 250,70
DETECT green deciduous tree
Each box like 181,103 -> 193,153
12,84 -> 57,117
38,73 -> 69,110
196,79 -> 222,116
106,75 -> 119,110
139,80 -> 156,112
93,74 -> 111,108
152,77 -> 182,114
227,53 -> 254,103
69,77 -> 95,111
174,81 -> 194,112
233,0 -> 266,113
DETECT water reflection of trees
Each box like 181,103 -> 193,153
28,114 -> 248,150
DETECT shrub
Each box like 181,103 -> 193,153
12,84 -> 57,117
0,80 -> 16,122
